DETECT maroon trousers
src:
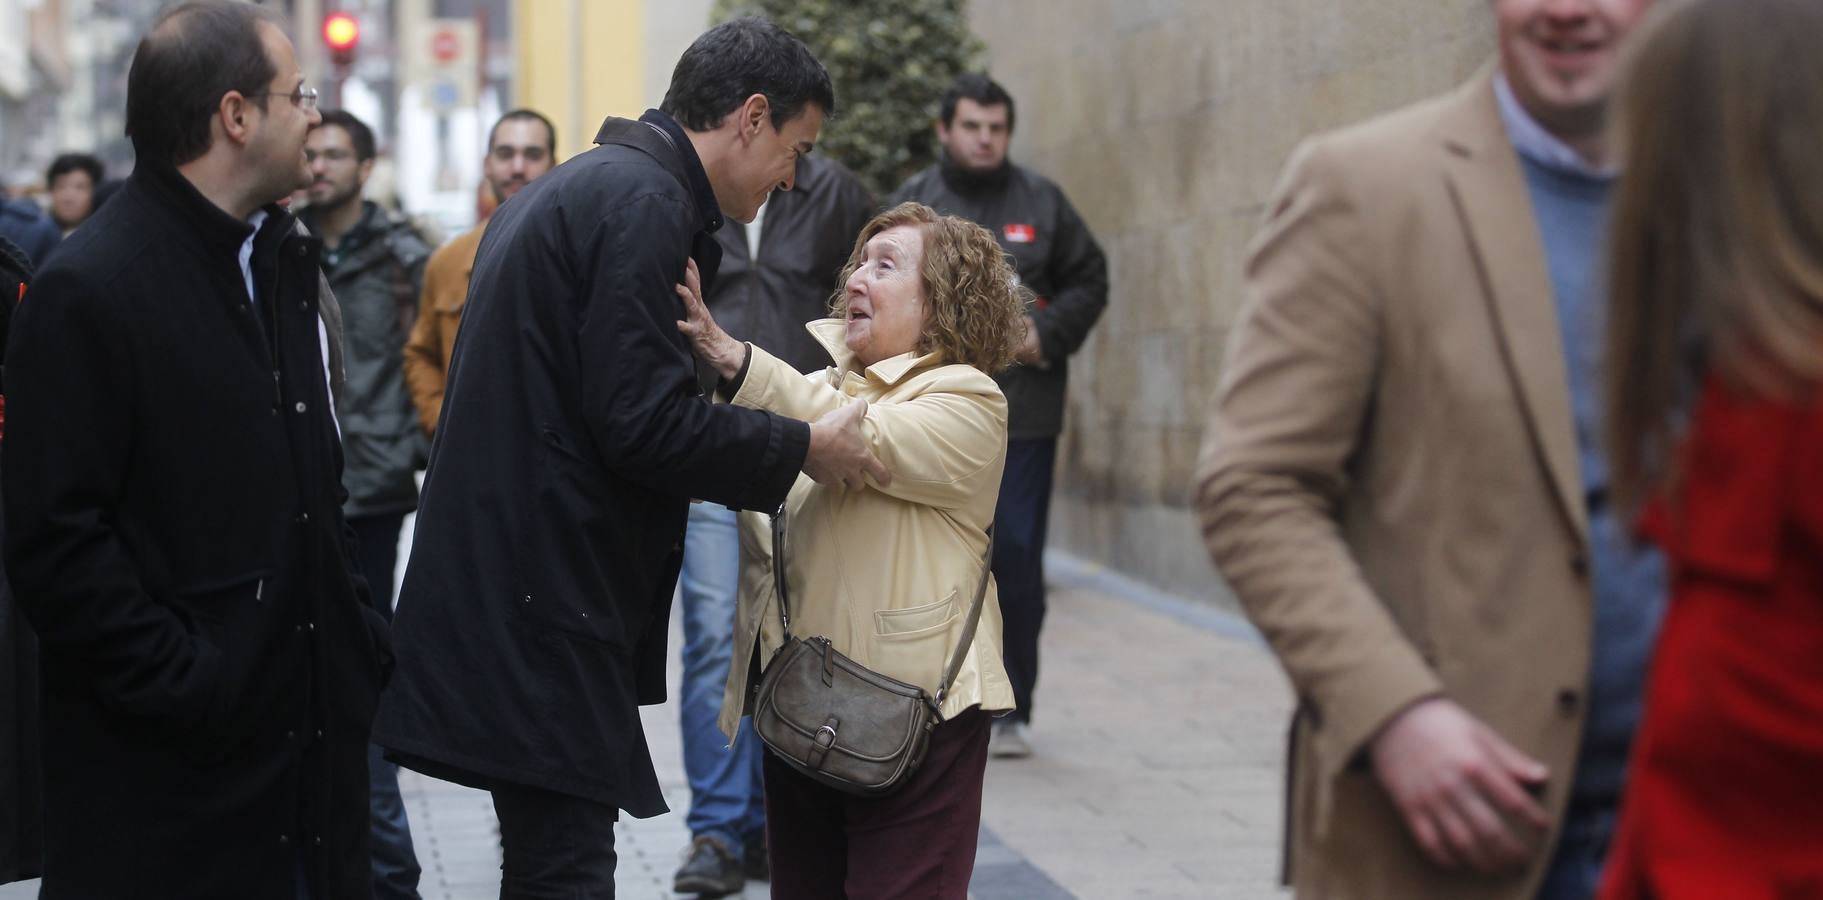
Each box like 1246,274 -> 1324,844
762,706 -> 991,899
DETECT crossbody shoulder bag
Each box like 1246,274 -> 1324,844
751,510 -> 993,797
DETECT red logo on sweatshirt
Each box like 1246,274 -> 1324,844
1003,223 -> 1036,244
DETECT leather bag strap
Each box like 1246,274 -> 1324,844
770,508 -> 993,703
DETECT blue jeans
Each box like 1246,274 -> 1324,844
677,503 -> 765,858
1536,801 -> 1616,900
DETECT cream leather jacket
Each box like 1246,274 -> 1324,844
717,319 -> 1015,738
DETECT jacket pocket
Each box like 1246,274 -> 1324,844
169,571 -> 271,627
868,611 -> 959,694
165,572 -> 273,758
873,591 -> 959,636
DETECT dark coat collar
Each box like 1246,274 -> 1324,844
593,109 -> 724,235
938,149 -> 1013,195
130,160 -> 295,255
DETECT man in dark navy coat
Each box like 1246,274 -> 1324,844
3,3 -> 390,897
371,17 -> 885,894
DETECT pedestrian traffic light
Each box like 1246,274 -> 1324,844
323,12 -> 360,67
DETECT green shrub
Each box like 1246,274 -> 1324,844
711,0 -> 985,198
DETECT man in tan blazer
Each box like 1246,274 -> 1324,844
1196,1 -> 1658,897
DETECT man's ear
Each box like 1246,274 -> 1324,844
739,93 -> 772,143
933,117 -> 949,142
219,92 -> 255,146
357,156 -> 376,186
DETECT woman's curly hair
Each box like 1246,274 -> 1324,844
828,201 -> 1030,373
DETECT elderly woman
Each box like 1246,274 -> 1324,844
676,201 -> 1026,898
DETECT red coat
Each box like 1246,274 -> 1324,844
1601,378 -> 1823,900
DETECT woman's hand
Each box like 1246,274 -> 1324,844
675,258 -> 747,382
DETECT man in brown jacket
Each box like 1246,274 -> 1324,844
403,109 -> 556,435
1196,1 -> 1658,897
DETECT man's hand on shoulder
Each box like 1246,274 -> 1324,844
1369,696 -> 1550,874
803,400 -> 891,490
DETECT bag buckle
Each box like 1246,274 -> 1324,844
808,717 -> 839,769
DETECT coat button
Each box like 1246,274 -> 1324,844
286,730 -> 296,741
296,512 -> 310,524
278,834 -> 290,845
313,836 -> 323,846
298,301 -> 309,311
1556,689 -> 1580,716
315,729 -> 324,740
295,245 -> 308,259
294,401 -> 307,413
1570,553 -> 1589,578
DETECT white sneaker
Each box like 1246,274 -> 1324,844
990,720 -> 1032,758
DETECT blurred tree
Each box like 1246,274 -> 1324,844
710,0 -> 985,198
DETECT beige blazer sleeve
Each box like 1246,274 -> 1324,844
730,344 -> 1008,511
1194,137 -> 1442,778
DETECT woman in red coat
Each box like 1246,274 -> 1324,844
1600,0 -> 1823,896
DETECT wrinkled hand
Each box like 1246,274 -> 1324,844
1370,697 -> 1550,874
803,399 -> 892,490
675,258 -> 746,381
1015,315 -> 1043,366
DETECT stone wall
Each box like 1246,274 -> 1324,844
969,1 -> 1495,605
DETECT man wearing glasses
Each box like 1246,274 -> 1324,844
3,3 -> 391,897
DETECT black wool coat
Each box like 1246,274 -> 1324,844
2,163 -> 390,899
0,235 -> 42,887
373,110 -> 807,816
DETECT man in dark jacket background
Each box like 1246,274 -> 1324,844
1,3 -> 390,898
670,152 -> 875,894
297,107 -> 430,900
890,73 -> 1110,759
372,17 -> 886,895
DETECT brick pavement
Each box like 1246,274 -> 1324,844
1,550 -> 1294,899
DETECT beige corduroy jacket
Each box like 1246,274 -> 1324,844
717,319 -> 1015,739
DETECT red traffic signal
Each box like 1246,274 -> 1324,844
323,11 -> 360,59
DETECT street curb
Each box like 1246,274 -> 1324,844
1045,549 -> 1264,647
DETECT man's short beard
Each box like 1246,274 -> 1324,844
313,181 -> 361,211
489,178 -> 522,204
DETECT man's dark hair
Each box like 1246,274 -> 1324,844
660,17 -> 835,132
940,73 -> 1016,132
314,109 -> 377,162
46,153 -> 105,189
487,109 -> 557,155
125,0 -> 285,168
